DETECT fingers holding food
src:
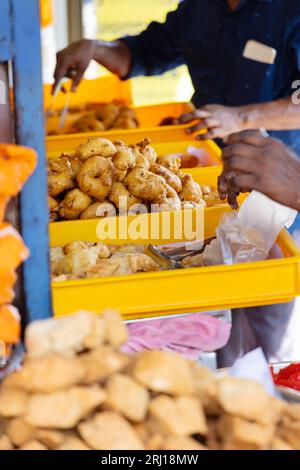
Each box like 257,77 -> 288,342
150,164 -> 182,193
77,156 -> 114,201
76,137 -> 117,161
125,167 -> 167,201
59,189 -> 92,220
157,155 -> 181,174
48,157 -> 74,197
109,182 -> 141,211
80,201 -> 116,220
179,174 -> 203,203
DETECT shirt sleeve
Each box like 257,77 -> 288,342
288,17 -> 300,74
120,1 -> 186,78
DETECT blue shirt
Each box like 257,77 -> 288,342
122,0 -> 300,155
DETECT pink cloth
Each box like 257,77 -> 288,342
121,314 -> 231,360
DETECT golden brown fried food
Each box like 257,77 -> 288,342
179,173 -> 203,203
0,388 -> 28,418
77,156 -> 114,201
80,201 -> 116,220
20,440 -> 47,450
131,350 -> 196,396
154,184 -> 181,212
150,163 -> 182,193
87,253 -> 160,278
102,310 -> 128,347
59,189 -> 92,220
6,418 -> 36,447
137,138 -> 157,166
0,435 -> 14,450
131,147 -> 151,170
95,103 -> 120,129
157,154 -> 181,174
73,113 -> 105,133
78,411 -> 145,450
65,154 -> 82,178
25,386 -> 106,429
49,196 -> 59,222
76,137 -> 117,161
57,247 -> 111,277
105,373 -> 150,423
35,429 -> 65,449
108,182 -> 141,211
162,436 -> 208,451
113,116 -> 138,130
181,200 -> 206,210
48,156 -> 74,197
50,247 -> 65,276
63,241 -> 110,259
80,346 -> 131,384
112,142 -> 136,181
56,436 -> 91,450
125,167 -> 167,201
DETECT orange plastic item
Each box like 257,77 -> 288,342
0,144 -> 37,197
40,0 -> 54,28
0,305 -> 21,345
0,271 -> 17,305
0,196 -> 8,223
0,223 -> 29,272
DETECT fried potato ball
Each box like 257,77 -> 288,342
125,167 -> 167,201
76,137 -> 117,161
179,174 -> 203,203
108,182 -> 141,211
150,163 -> 182,193
59,189 -> 92,220
157,155 -> 181,174
48,156 -> 74,197
80,201 -> 116,220
77,156 -> 114,201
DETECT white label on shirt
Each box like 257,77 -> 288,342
243,40 -> 277,65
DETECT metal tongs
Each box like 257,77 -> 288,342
46,74 -> 75,130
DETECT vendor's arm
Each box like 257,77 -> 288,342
218,130 -> 300,211
180,97 -> 300,140
53,3 -> 185,91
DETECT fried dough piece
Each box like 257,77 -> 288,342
76,137 -> 117,161
271,437 -> 293,451
181,200 -> 206,210
95,104 -> 120,129
49,196 -> 59,222
73,113 -> 105,133
80,201 -> 116,219
57,436 -> 91,450
125,167 -> 167,201
191,365 -> 221,416
80,346 -> 130,384
217,377 -> 272,424
162,436 -> 208,451
277,404 -> 300,449
150,164 -> 182,193
25,311 -> 107,358
64,154 -> 82,178
157,154 -> 181,174
77,156 -> 114,201
3,355 -> 85,393
0,388 -> 28,418
50,247 -> 65,276
78,411 -> 144,450
25,386 -> 106,429
59,189 -> 92,220
35,429 -> 65,449
112,143 -> 136,181
179,173 -> 203,203
0,435 -> 13,450
6,418 -> 36,447
105,373 -> 150,422
113,116 -> 138,130
108,182 -> 141,210
63,241 -> 110,259
57,246 -> 111,277
132,147 -> 151,170
149,395 -> 207,436
131,350 -> 196,395
217,414 -> 274,451
48,156 -> 74,197
102,310 -> 128,347
154,184 -> 181,212
136,139 -> 157,166
87,253 -> 160,278
19,440 -> 47,450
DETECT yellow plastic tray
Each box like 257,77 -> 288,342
51,223 -> 300,320
46,136 -> 222,167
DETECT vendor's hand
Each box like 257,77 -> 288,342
53,39 -> 97,92
179,104 -> 246,140
219,130 -> 300,211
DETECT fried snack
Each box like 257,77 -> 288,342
125,167 -> 167,201
80,346 -> 130,384
162,436 -> 208,451
149,395 -> 207,436
0,388 -> 28,418
0,435 -> 13,450
76,137 -> 117,161
58,246 -> 112,277
277,404 -> 300,449
132,147 -> 151,170
181,200 -> 206,210
64,241 -> 110,260
105,373 -> 150,422
59,189 -> 92,220
136,139 -> 157,166
25,311 -> 107,358
65,154 -> 82,178
108,182 -> 141,211
6,418 -> 36,447
217,414 -> 274,451
80,201 -> 116,220
150,163 -> 182,193
157,154 -> 181,174
112,142 -> 136,181
95,103 -> 120,129
49,196 -> 59,222
73,113 -> 106,133
202,186 -> 226,207
192,366 -> 220,416
78,411 -> 145,450
154,185 -> 181,212
179,173 -> 203,203
87,253 -> 160,278
3,355 -> 85,393
77,156 -> 114,201
57,436 -> 91,450
48,156 -> 74,197
108,244 -> 145,255
35,429 -> 65,449
131,350 -> 196,396
25,386 -> 106,429
113,116 -> 138,130
271,437 -> 293,451
20,440 -> 47,450
102,310 -> 128,347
